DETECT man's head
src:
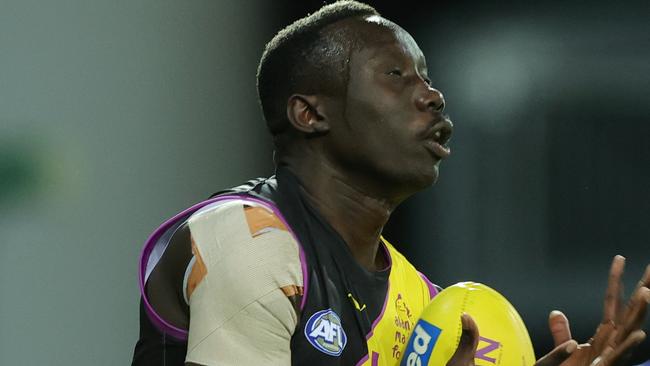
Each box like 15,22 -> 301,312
257,1 -> 379,138
257,1 -> 452,199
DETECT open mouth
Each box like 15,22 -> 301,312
425,139 -> 451,159
424,118 -> 452,159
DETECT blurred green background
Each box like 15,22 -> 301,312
1,0 -> 648,364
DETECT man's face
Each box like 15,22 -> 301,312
323,17 -> 452,198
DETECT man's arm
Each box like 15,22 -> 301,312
184,200 -> 303,366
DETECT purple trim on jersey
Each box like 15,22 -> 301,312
380,239 -> 393,269
355,248 -> 394,366
371,351 -> 379,365
297,239 -> 309,310
138,194 -> 309,340
418,271 -> 439,299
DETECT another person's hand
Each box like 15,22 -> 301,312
537,255 -> 650,366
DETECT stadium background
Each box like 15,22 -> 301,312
0,0 -> 648,364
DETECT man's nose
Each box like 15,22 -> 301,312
416,86 -> 445,113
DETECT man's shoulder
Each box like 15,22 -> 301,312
187,196 -> 303,291
187,197 -> 292,253
138,194 -> 303,340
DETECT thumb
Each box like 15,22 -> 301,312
447,313 -> 480,366
534,340 -> 578,366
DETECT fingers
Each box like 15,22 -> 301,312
446,313 -> 479,366
548,310 -> 572,346
629,264 -> 650,327
614,279 -> 650,344
592,330 -> 646,366
603,255 -> 625,324
638,264 -> 650,290
534,340 -> 578,366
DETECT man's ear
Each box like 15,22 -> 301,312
286,94 -> 330,134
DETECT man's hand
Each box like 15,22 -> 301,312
445,311 -> 579,366
536,255 -> 650,366
446,313 -> 480,366
446,256 -> 649,366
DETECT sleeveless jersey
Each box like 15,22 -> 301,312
133,166 -> 438,365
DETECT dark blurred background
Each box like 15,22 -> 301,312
1,0 -> 648,364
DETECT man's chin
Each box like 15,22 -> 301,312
420,164 -> 440,186
402,165 -> 439,194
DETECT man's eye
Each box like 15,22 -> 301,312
387,69 -> 402,77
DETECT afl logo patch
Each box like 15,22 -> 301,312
304,309 -> 347,356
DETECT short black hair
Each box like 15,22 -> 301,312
256,1 -> 379,139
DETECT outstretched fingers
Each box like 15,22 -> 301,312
534,340 -> 578,366
591,330 -> 646,366
446,313 -> 479,366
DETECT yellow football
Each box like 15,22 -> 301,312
400,282 -> 535,366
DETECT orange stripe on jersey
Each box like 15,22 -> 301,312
280,285 -> 304,297
281,285 -> 304,317
186,238 -> 208,300
244,206 -> 288,237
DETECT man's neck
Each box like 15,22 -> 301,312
280,157 -> 400,272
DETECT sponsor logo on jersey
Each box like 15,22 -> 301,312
304,309 -> 347,356
395,293 -> 413,320
400,319 -> 442,366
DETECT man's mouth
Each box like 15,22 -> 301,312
424,139 -> 451,159
423,117 -> 453,159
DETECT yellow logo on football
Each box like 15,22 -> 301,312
401,282 -> 535,366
